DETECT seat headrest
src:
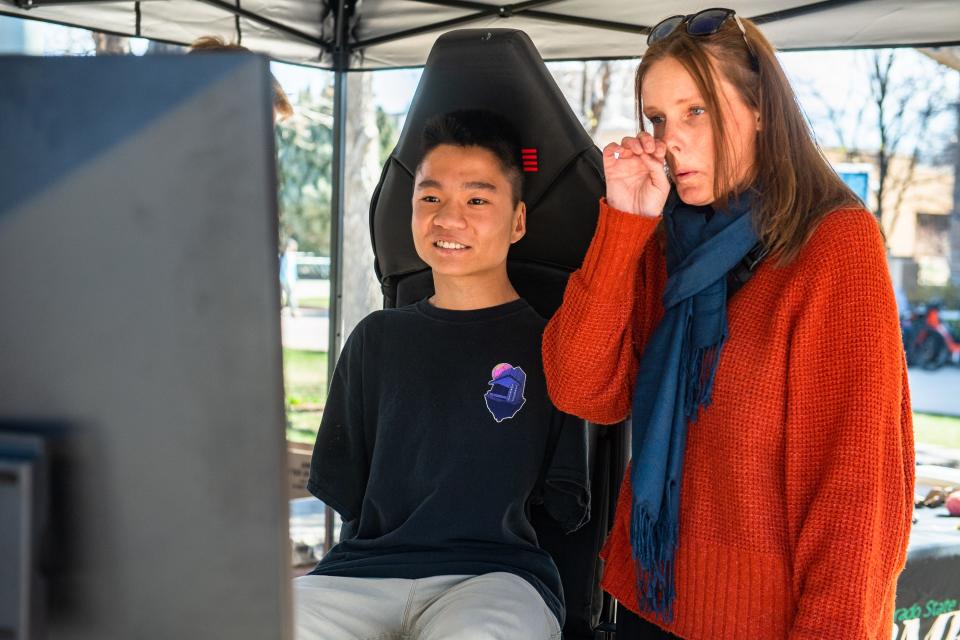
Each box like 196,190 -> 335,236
370,28 -> 605,314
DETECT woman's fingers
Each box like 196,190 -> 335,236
652,138 -> 667,161
605,134 -> 664,164
621,136 -> 645,155
636,149 -> 663,173
604,138 -> 644,160
603,142 -> 629,160
637,152 -> 670,190
638,132 -> 658,155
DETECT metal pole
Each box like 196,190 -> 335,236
324,0 -> 349,555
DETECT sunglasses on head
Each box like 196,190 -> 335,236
647,8 -> 759,71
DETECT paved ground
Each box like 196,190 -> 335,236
281,307 -> 328,352
908,367 -> 960,417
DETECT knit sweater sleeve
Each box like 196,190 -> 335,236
784,209 -> 915,639
542,198 -> 663,425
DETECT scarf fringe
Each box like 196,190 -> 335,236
683,340 -> 726,422
631,491 -> 679,622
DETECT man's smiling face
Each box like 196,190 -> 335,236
411,144 -> 525,279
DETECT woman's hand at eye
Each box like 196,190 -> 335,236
602,132 -> 669,218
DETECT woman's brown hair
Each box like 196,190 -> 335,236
636,16 -> 861,265
189,35 -> 294,120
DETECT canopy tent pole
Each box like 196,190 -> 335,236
750,0 -> 874,25
324,0 -> 351,554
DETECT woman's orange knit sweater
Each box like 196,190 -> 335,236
543,200 -> 915,640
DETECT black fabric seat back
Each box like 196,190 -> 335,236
368,29 -> 627,639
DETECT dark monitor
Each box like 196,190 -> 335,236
0,54 -> 290,640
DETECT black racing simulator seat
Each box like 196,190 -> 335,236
369,29 -> 629,639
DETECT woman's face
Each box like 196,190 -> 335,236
641,56 -> 759,206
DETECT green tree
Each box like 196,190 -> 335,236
276,86 -> 334,254
376,105 -> 400,165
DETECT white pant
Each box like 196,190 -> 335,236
293,572 -> 562,640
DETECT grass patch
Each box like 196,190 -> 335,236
284,348 -> 327,442
914,412 -> 960,449
287,412 -> 323,444
299,296 -> 329,310
284,349 -> 328,406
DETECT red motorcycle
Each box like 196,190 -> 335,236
909,303 -> 960,370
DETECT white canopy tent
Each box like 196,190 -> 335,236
3,0 -> 958,366
2,0 -> 959,67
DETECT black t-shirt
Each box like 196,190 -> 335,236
307,298 -> 590,626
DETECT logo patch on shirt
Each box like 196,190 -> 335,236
484,363 -> 527,422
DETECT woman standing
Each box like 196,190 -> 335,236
543,9 -> 914,639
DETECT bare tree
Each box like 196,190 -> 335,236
340,72 -> 384,343
800,80 -> 867,161
580,61 -> 612,138
867,51 -> 951,237
805,50 -> 952,239
919,48 -> 960,287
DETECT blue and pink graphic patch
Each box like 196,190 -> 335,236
484,363 -> 527,422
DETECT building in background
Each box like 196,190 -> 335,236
824,149 -> 955,298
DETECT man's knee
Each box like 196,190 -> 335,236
292,575 -> 408,640
424,617 -> 559,640
414,573 -> 560,640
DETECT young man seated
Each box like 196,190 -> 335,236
293,109 -> 590,640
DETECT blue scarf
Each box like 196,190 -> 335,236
629,189 -> 758,620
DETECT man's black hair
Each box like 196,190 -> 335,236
419,109 -> 523,206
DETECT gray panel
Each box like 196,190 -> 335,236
0,56 -> 290,640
